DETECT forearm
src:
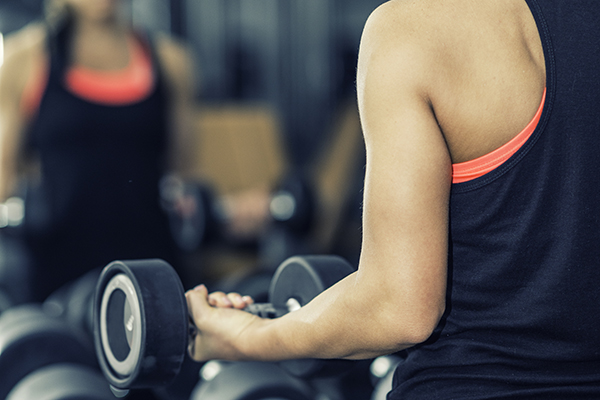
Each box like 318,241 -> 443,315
238,270 -> 437,362
160,36 -> 198,178
0,122 -> 23,202
187,195 -> 448,363
166,103 -> 197,177
0,64 -> 26,202
0,172 -> 17,202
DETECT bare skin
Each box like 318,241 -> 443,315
0,0 -> 197,201
189,0 -> 545,362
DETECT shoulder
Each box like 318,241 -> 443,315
358,0 -> 457,83
3,22 -> 47,60
357,0 -> 444,107
364,0 -> 498,38
358,0 -> 533,107
153,33 -> 197,95
361,0 -> 423,54
359,0 -> 512,68
154,33 -> 192,66
360,0 -> 546,163
1,23 -> 47,99
360,0 -> 490,63
361,0 -> 533,72
361,0 -> 450,45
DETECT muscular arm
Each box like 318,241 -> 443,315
0,61 -> 22,201
186,1 -> 451,362
156,34 -> 198,177
0,27 -> 42,201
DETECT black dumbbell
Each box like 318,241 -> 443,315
93,255 -> 355,392
369,355 -> 404,400
0,226 -> 33,306
0,304 -> 98,399
6,364 -> 116,400
160,176 -> 220,252
259,174 -> 317,270
268,174 -> 315,236
189,361 -> 314,400
0,289 -> 13,315
160,174 -> 316,253
44,268 -> 102,344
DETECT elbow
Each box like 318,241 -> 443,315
402,319 -> 439,346
394,302 -> 446,347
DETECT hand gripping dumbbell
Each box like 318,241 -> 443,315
160,174 -> 316,253
93,255 -> 355,392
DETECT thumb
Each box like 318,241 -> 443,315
186,284 -> 211,321
185,284 -> 212,361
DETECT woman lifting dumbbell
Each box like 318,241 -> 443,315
186,1 -> 600,399
0,0 -> 197,302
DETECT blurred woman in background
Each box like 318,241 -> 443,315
0,0 -> 197,302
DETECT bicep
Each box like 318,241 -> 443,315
0,57 -> 28,199
359,97 -> 451,317
355,12 -> 452,334
157,37 -> 198,174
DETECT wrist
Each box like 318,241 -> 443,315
235,316 -> 283,362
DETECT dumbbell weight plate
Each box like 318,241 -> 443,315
44,268 -> 101,343
369,355 -> 403,400
268,255 -> 356,378
7,363 -> 115,400
161,177 -> 217,252
189,361 -> 314,400
0,304 -> 97,400
269,255 -> 354,314
269,175 -> 315,235
99,273 -> 143,378
0,288 -> 13,315
93,259 -> 188,390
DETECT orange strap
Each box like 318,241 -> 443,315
21,37 -> 154,118
65,38 -> 154,105
452,88 -> 547,184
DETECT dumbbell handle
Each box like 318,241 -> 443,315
188,299 -> 301,342
245,303 -> 280,318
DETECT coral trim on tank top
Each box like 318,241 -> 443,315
65,38 -> 154,105
452,88 -> 546,184
21,37 -> 154,118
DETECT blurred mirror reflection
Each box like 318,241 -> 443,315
0,0 -> 385,167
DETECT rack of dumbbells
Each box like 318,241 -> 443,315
0,255 -> 398,400
0,182 -> 398,400
0,197 -> 115,400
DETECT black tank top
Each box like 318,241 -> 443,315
23,25 -> 177,300
391,1 -> 600,398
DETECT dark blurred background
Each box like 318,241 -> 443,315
0,4 -> 394,398
0,0 -> 385,167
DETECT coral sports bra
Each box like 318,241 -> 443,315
452,88 -> 547,184
21,36 -> 154,118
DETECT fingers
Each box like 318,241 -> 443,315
186,284 -> 210,319
220,188 -> 270,239
184,284 -> 258,362
174,194 -> 197,218
207,290 -> 254,309
185,284 -> 210,361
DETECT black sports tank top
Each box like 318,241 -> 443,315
23,25 -> 177,300
390,1 -> 600,398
